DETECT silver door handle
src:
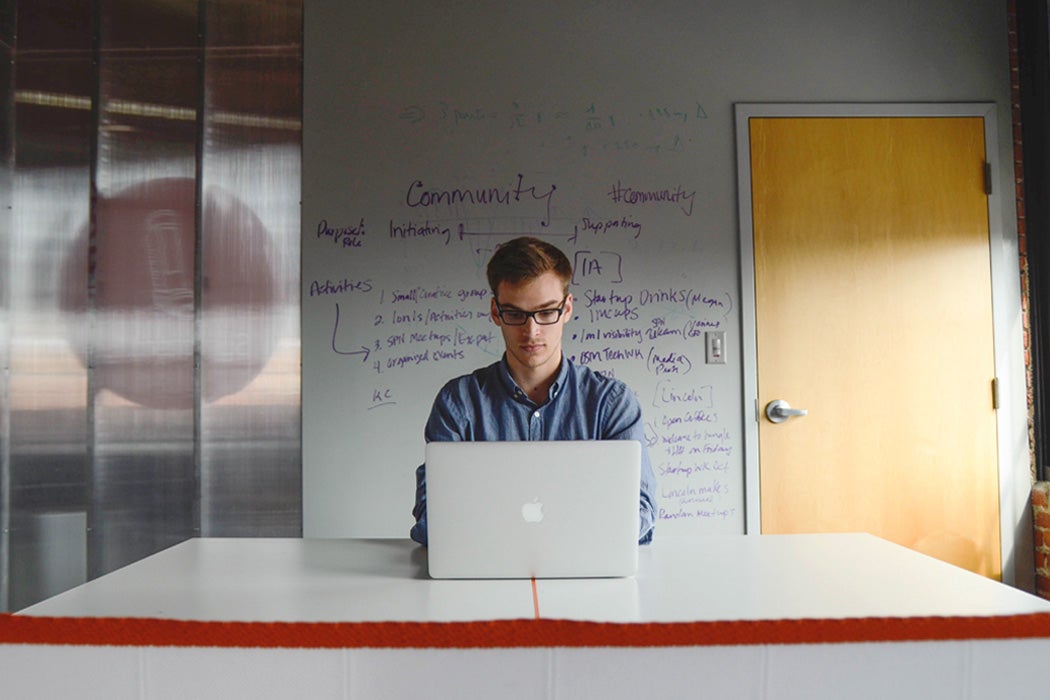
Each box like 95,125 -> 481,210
765,399 -> 808,423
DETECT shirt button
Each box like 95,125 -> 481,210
533,411 -> 540,419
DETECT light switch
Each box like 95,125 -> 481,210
706,330 -> 726,364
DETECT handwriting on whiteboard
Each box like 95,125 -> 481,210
307,164 -> 737,526
406,174 -> 557,227
607,181 -> 697,217
394,99 -> 709,158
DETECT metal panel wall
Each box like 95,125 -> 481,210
89,0 -> 201,579
1,0 -> 14,613
8,0 -> 95,612
4,0 -> 302,612
199,0 -> 301,536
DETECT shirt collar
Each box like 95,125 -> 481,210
498,353 -> 570,404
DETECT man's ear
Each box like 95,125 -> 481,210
490,297 -> 502,325
562,293 -> 573,323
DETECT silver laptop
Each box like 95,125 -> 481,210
424,440 -> 641,579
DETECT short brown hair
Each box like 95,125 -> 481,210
486,236 -> 572,298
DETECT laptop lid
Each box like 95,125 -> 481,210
424,440 -> 641,579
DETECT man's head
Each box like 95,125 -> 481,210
486,237 -> 574,386
486,236 -> 572,299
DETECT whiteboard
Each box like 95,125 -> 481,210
302,0 -> 1014,537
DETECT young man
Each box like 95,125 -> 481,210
410,236 -> 657,544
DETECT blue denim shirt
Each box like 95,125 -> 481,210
410,355 -> 657,545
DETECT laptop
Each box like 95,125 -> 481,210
424,440 -> 641,579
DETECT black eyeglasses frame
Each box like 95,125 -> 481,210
494,295 -> 569,326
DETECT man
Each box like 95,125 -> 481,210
410,236 -> 657,544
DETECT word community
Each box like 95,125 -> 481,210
405,173 -> 557,227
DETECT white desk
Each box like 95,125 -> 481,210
14,533 -> 1050,622
4,534 -> 1050,699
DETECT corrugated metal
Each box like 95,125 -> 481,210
198,0 -> 301,536
1,0 -> 15,613
3,0 -> 302,612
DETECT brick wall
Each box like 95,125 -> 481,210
1035,483 -> 1050,598
1007,1 -> 1035,477
1007,1 -> 1050,599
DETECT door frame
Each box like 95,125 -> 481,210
734,103 -> 1031,588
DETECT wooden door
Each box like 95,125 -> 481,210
750,116 -> 1001,578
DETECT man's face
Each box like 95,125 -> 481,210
491,271 -> 573,380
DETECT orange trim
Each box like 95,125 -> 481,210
531,578 -> 540,620
2,613 -> 1049,649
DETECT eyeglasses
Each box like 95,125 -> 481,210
495,296 -> 568,326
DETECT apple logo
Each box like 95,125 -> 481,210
521,498 -> 544,523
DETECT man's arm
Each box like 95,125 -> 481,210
634,433 -> 658,544
637,452 -> 657,544
602,382 -> 657,544
409,462 -> 428,545
409,387 -> 466,545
